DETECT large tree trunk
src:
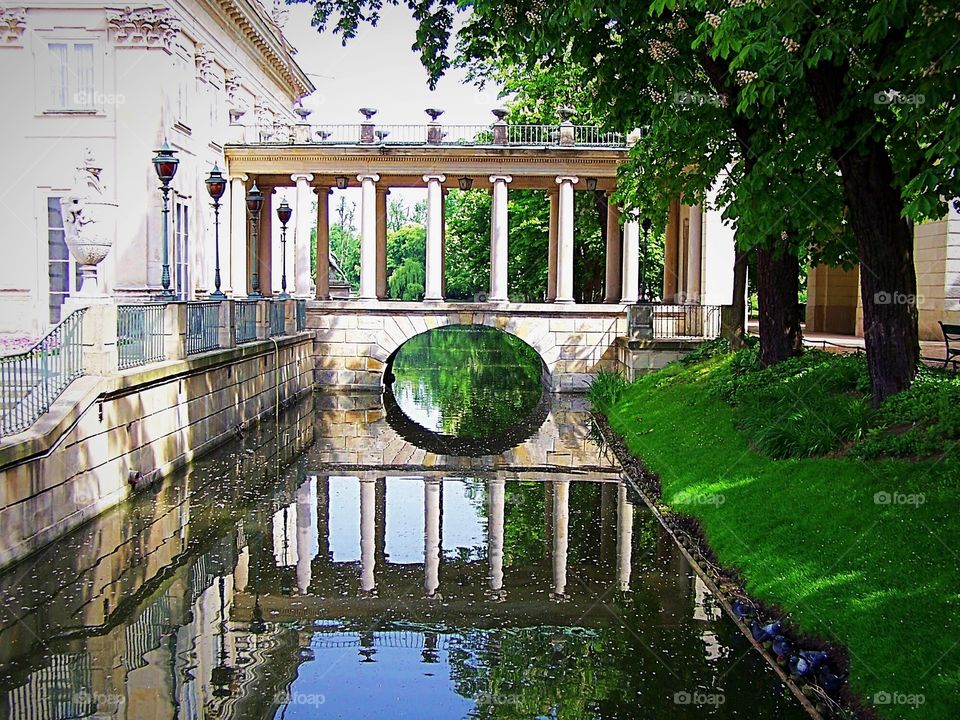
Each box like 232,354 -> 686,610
722,247 -> 749,349
756,244 -> 803,366
837,143 -> 919,404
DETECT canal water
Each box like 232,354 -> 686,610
0,326 -> 806,719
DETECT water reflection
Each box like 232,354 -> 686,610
387,325 -> 546,447
0,394 -> 806,719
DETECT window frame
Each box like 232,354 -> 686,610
37,33 -> 103,115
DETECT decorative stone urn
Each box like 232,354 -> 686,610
61,148 -> 118,301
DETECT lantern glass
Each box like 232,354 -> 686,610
246,184 -> 263,215
152,143 -> 179,184
458,176 -> 473,191
205,165 -> 226,200
585,177 -> 598,191
277,199 -> 293,225
335,176 -> 349,190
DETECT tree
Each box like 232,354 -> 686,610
297,0 -> 959,401
387,223 -> 427,300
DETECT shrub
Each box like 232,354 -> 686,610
588,370 -> 630,413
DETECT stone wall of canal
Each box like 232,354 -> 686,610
0,335 -> 314,569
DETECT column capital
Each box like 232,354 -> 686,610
423,174 -> 446,183
290,173 -> 314,183
357,173 -> 381,183
313,185 -> 333,195
488,174 -> 513,184
555,175 -> 579,185
228,173 -> 248,182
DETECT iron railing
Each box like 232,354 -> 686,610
235,123 -> 629,148
186,301 -> 221,355
628,303 -> 723,340
118,303 -> 166,370
295,300 -> 306,331
269,300 -> 286,337
234,301 -> 258,344
0,308 -> 85,437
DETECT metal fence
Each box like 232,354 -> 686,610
186,301 -> 221,355
117,303 -> 166,370
1,308 -> 85,437
295,300 -> 306,331
629,303 -> 723,340
234,301 -> 258,344
269,300 -> 286,337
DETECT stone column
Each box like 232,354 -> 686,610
360,478 -> 376,594
663,199 -> 680,302
488,478 -> 505,600
620,213 -> 640,303
376,186 -> 388,300
291,173 -> 314,297
258,187 -> 273,296
604,194 -> 622,303
358,174 -> 380,300
555,176 -> 579,304
488,175 -> 512,302
552,479 -> 570,599
423,174 -> 446,301
616,482 -> 633,592
424,479 -> 441,598
229,174 -> 248,296
686,203 -> 703,302
547,188 -> 559,302
315,187 -> 331,299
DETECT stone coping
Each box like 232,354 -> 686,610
615,336 -> 709,351
0,332 -> 313,470
306,299 -> 630,315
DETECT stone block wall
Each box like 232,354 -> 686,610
616,337 -> 700,382
309,301 -> 628,393
0,335 -> 314,569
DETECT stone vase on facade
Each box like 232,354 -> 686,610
61,149 -> 118,303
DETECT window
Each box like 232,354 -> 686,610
47,197 -> 81,324
48,42 -> 96,111
174,199 -> 190,299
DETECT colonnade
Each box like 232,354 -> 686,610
274,477 -> 636,599
227,172 -> 654,304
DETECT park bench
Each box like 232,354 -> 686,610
940,321 -> 960,370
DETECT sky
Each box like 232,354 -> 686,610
281,5 -> 504,126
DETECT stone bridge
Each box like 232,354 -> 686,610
308,300 -> 628,392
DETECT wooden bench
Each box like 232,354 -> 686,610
940,321 -> 960,370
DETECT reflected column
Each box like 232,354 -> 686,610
616,482 -> 634,592
317,475 -> 330,562
487,478 -> 506,601
296,477 -> 315,594
424,479 -> 441,599
360,478 -> 377,594
551,479 -> 570,600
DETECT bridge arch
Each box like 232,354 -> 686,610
308,302 -> 627,393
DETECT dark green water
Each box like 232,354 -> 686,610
0,326 -> 808,719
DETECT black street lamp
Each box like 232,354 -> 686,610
276,198 -> 293,300
246,182 -> 264,298
152,142 -> 179,300
205,164 -> 227,299
639,217 -> 653,302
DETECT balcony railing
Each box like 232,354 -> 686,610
186,301 -> 221,355
295,300 -> 306,331
118,303 -> 166,370
234,301 -> 258,344
233,123 -> 629,149
628,303 -> 723,340
1,308 -> 85,437
269,300 -> 286,337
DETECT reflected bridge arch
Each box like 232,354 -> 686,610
308,301 -> 628,393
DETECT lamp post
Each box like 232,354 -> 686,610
205,164 -> 227,299
246,182 -> 263,298
276,198 -> 292,300
639,217 -> 653,302
152,142 -> 179,300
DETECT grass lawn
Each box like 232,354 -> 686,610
600,348 -> 960,720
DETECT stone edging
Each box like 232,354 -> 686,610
593,411 -> 866,720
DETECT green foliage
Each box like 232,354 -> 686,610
444,189 -> 491,300
678,337 -> 731,366
588,370 -> 629,414
386,223 -> 427,300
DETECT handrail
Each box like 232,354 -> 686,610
0,308 -> 86,437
